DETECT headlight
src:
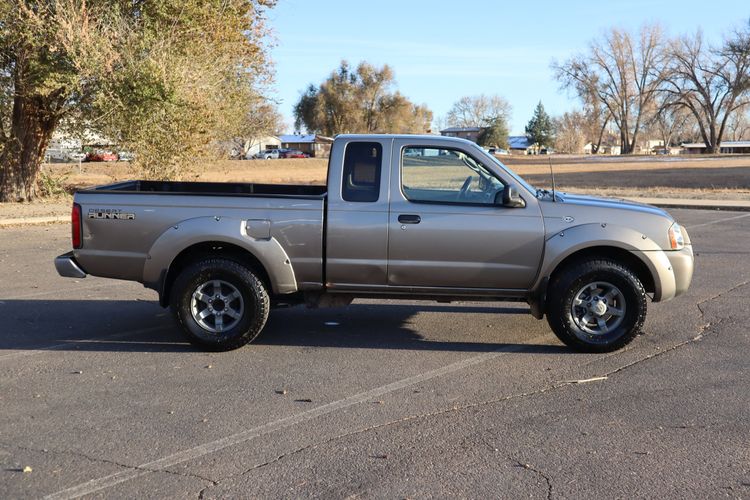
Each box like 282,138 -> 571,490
668,223 -> 685,250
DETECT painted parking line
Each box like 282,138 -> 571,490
0,280 -> 145,302
0,325 -> 172,362
44,334 -> 551,500
687,212 -> 750,230
2,281 -> 139,301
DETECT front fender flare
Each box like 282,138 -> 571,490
142,216 -> 297,296
534,223 -> 675,302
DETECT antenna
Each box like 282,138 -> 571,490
548,155 -> 557,202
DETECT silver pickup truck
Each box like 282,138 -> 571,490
55,135 -> 694,352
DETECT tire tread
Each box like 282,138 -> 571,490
546,258 -> 647,353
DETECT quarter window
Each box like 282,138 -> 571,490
342,142 -> 382,202
401,147 -> 504,205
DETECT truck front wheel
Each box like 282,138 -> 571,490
546,258 -> 647,352
170,258 -> 270,351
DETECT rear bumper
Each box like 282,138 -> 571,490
55,252 -> 88,278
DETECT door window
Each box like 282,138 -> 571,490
401,147 -> 503,205
342,142 -> 382,202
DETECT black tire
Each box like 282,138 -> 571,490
170,258 -> 270,351
546,258 -> 647,353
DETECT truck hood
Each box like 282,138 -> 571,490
538,191 -> 677,249
554,192 -> 671,218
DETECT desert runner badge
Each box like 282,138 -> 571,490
88,208 -> 135,220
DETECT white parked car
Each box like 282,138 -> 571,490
251,149 -> 280,160
67,152 -> 87,161
486,147 -> 510,156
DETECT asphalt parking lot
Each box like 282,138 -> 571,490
1,208 -> 749,499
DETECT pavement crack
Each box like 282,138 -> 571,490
511,459 -> 553,500
232,281 -> 750,482
695,279 -> 748,319
239,383 -> 577,477
607,279 -> 749,377
236,282 -> 750,478
0,441 -> 217,486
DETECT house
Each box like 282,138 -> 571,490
278,134 -> 334,158
244,135 -> 281,158
439,127 -> 483,143
681,140 -> 750,154
583,142 -> 622,155
45,129 -> 115,162
508,136 -> 533,154
637,139 -> 665,154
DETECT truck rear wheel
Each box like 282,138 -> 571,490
546,258 -> 647,352
170,258 -> 270,351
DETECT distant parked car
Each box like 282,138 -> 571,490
280,149 -> 309,159
252,149 -> 280,160
85,150 -> 118,162
67,152 -> 87,162
486,147 -> 510,156
117,151 -> 135,162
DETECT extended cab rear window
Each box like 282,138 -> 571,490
342,142 -> 382,202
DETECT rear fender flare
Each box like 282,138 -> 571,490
142,216 -> 297,295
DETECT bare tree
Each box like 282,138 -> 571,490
648,100 -> 695,150
725,106 -> 750,140
582,96 -> 612,154
445,95 -> 512,128
662,26 -> 750,153
553,24 -> 668,154
553,111 -> 587,153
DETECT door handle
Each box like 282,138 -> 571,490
398,214 -> 421,224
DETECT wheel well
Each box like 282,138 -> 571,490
159,241 -> 272,307
549,246 -> 655,294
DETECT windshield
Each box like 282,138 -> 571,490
484,153 -> 538,195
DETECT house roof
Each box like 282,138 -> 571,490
440,127 -> 483,133
508,136 -> 532,149
279,134 -> 333,144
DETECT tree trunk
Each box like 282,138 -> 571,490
593,114 -> 610,154
706,124 -> 720,154
0,93 -> 59,202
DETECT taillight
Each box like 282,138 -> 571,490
72,203 -> 82,249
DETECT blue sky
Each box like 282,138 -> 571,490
267,0 -> 748,135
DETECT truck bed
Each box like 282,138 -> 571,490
73,180 -> 326,290
87,180 -> 327,198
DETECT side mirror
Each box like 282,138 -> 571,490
496,184 -> 526,208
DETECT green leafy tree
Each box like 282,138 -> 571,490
525,101 -> 555,151
476,117 -> 509,149
294,61 -> 432,135
0,0 -> 276,201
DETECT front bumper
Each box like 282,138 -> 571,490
55,252 -> 88,278
666,245 -> 694,298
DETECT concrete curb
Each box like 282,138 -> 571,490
624,197 -> 750,212
0,215 -> 68,227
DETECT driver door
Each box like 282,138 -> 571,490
387,140 -> 545,290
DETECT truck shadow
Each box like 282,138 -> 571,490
0,300 -> 568,354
